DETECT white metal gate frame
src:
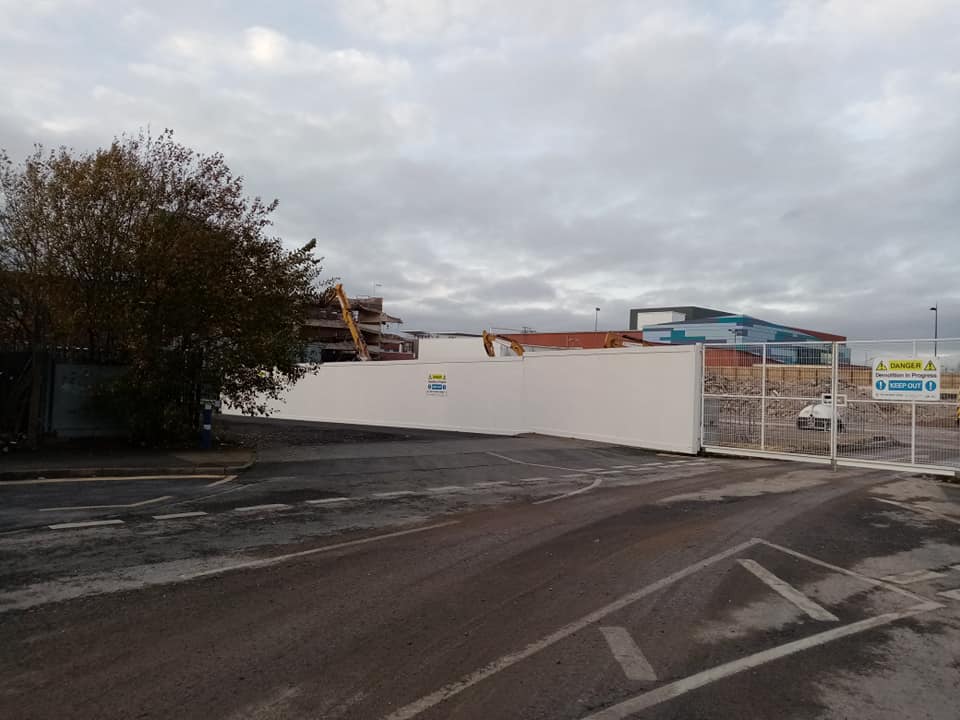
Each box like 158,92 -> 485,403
700,339 -> 960,478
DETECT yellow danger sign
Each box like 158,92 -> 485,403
889,360 -> 922,370
924,360 -> 937,372
875,360 -> 887,371
428,373 -> 446,381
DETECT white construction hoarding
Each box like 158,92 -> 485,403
227,345 -> 702,453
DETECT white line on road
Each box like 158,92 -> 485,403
304,497 -> 350,505
485,452 -> 612,476
560,473 -> 586,479
233,503 -> 291,513
473,481 -> 509,488
882,569 -> 946,585
517,477 -> 548,483
579,601 -> 942,720
382,538 -> 761,720
5,474 -> 221,485
533,477 -> 603,505
205,474 -> 238,488
48,519 -> 125,530
372,490 -> 418,498
937,588 -> 960,600
152,511 -> 208,520
610,465 -> 639,470
427,485 -> 466,493
758,539 -> 933,604
38,495 -> 174,512
186,521 -> 459,580
737,559 -> 839,622
598,626 -> 657,682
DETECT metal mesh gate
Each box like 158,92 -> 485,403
701,339 -> 960,476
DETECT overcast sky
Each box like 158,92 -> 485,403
2,1 -> 959,339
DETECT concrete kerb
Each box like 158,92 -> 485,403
0,461 -> 255,483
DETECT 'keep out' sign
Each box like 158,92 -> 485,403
872,357 -> 940,401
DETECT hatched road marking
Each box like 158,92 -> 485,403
579,602 -> 942,720
882,569 -> 947,585
233,503 -> 291,513
533,478 -> 603,505
598,626 -> 657,682
305,497 -> 351,505
937,588 -> 960,601
383,538 -> 941,720
738,559 -> 839,622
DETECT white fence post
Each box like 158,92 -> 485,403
911,340 -> 917,465
830,342 -> 839,468
760,343 -> 767,451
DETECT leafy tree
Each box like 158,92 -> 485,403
0,130 -> 327,443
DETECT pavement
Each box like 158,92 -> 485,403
0,444 -> 255,481
2,417 -> 960,719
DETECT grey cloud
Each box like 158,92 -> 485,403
2,1 -> 960,341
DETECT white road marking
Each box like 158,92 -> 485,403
561,473 -> 587,479
595,470 -> 623,475
737,559 -> 839,622
38,495 -> 174,512
233,503 -> 291,513
372,490 -> 418,498
152,511 -> 208,520
205,474 -> 238,488
579,601 -> 942,720
48,519 -> 125,530
186,521 -> 459,580
758,539 -> 932,604
5,474 -> 221,485
304,497 -> 350,505
611,465 -> 639,469
517,477 -> 548,484
953,564 -> 960,572
598,626 -> 657,682
382,538 -> 761,720
582,467 -> 607,472
533,477 -> 603,505
427,485 -> 466,493
485,452 -> 612,476
882,569 -> 947,585
937,588 -> 960,601
473,481 -> 509,488
873,498 -> 960,527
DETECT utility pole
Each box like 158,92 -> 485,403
594,307 -> 600,332
930,304 -> 939,356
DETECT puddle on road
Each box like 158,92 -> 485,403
657,472 -> 826,504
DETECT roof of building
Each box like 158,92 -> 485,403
630,306 -> 733,321
641,314 -> 846,341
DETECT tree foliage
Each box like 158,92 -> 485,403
0,130 -> 326,442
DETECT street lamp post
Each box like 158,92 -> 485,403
930,304 -> 939,356
594,307 -> 600,332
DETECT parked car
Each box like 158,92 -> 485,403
796,403 -> 844,432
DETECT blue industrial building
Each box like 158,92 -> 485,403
630,307 -> 847,365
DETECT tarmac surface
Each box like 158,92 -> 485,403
2,417 -> 959,719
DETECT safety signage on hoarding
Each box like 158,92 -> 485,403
426,372 -> 447,396
872,357 -> 940,401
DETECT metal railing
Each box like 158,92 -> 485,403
701,339 -> 960,476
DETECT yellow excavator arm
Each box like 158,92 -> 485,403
334,283 -> 371,361
482,330 -> 524,357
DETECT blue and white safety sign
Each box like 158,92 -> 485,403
872,357 -> 940,401
426,372 -> 448,396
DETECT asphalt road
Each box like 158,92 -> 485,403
2,419 -> 960,719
